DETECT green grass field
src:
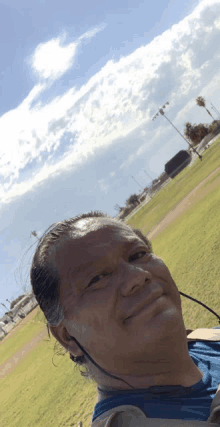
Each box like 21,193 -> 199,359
126,138 -> 220,234
0,138 -> 220,427
0,310 -> 46,366
0,334 -> 97,427
152,176 -> 220,330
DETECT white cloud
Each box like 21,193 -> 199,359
31,25 -> 106,81
1,0 -> 220,206
32,35 -> 78,81
78,25 -> 107,42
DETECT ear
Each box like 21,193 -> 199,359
49,323 -> 84,357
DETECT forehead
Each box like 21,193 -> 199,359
74,217 -> 130,233
72,217 -> 139,249
53,218 -> 143,273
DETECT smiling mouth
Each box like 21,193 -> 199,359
126,292 -> 166,321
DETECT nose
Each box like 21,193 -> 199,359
117,258 -> 152,296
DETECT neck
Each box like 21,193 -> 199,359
96,330 -> 203,398
98,360 -> 202,391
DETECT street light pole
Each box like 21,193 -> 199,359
131,176 -> 144,190
144,170 -> 153,181
211,103 -> 220,119
6,299 -> 11,308
1,302 -> 9,311
157,107 -> 202,161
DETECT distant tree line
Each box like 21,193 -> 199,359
10,294 -> 25,310
184,119 -> 220,146
184,96 -> 220,146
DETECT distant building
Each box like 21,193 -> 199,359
157,171 -> 169,184
165,150 -> 192,179
11,294 -> 32,316
0,293 -> 38,327
0,313 -> 13,324
0,321 -> 7,336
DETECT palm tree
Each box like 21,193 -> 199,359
184,122 -> 193,140
196,96 -> 215,120
30,230 -> 40,240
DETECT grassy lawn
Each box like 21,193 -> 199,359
151,178 -> 220,330
126,137 -> 220,234
1,138 -> 220,426
0,334 -> 97,427
0,309 -> 46,366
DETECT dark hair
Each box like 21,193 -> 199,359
30,210 -> 152,380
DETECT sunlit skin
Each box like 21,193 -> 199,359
50,218 -> 203,394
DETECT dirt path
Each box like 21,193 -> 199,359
147,166 -> 220,240
0,306 -> 48,379
0,326 -> 47,379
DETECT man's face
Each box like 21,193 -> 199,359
56,218 -> 184,375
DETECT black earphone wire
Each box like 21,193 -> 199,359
69,293 -> 220,390
69,333 -> 136,389
179,291 -> 220,324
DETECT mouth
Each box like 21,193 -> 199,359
126,292 -> 166,321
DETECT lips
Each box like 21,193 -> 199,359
126,290 -> 164,320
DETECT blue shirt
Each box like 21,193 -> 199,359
92,340 -> 220,422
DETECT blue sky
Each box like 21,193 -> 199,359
1,0 -> 220,310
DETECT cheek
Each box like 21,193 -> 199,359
85,310 -> 105,330
71,311 -> 118,353
156,261 -> 181,300
166,274 -> 182,308
157,260 -> 175,283
71,308 -> 107,338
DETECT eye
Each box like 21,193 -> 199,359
87,271 -> 112,288
129,250 -> 147,262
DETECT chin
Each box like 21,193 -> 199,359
149,307 -> 183,336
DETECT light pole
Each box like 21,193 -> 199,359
144,170 -> 153,181
131,176 -> 144,190
1,302 -> 9,311
211,103 -> 220,119
152,102 -> 202,161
